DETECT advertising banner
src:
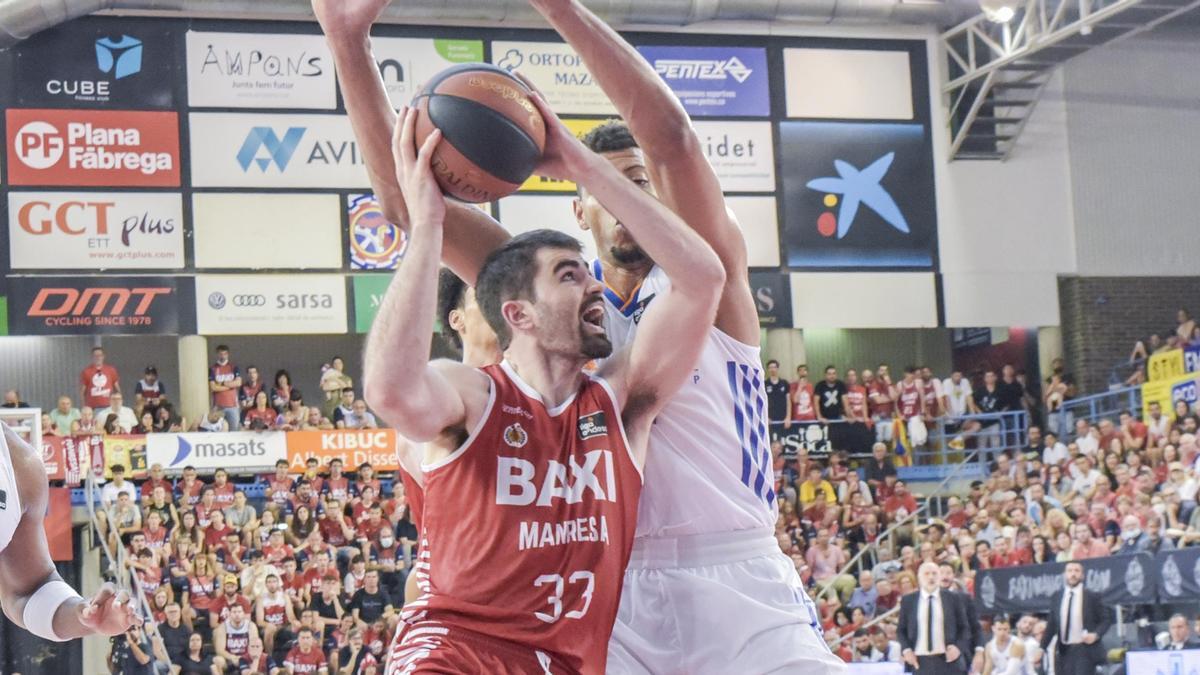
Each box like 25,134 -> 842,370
102,434 -> 148,479
517,118 -> 606,193
189,113 -> 369,188
286,429 -> 400,472
192,193 -> 342,269
352,274 -> 391,334
1187,345 -> 1200,374
728,196 -> 781,268
8,191 -> 185,270
1148,348 -> 1186,382
749,271 -> 793,329
974,553 -> 1157,614
11,18 -> 174,109
46,488 -> 74,562
1125,650 -> 1200,674
348,194 -> 407,271
6,108 -> 180,187
370,37 -> 484,108
693,121 -> 775,192
1142,372 -> 1200,421
195,274 -> 348,335
145,431 -> 287,472
779,121 -> 937,269
186,31 -> 336,109
636,45 -> 770,117
1156,545 -> 1200,602
8,275 -> 192,336
783,47 -> 914,121
491,41 -> 615,115
496,195 -> 596,261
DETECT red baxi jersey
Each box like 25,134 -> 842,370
402,362 -> 642,675
897,380 -> 922,418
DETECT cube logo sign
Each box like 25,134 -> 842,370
779,121 -> 937,269
12,18 -> 173,108
95,36 -> 142,80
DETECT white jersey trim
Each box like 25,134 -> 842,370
420,378 -> 497,473
500,360 -> 580,417
587,374 -> 644,482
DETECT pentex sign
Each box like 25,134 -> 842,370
8,276 -> 191,336
286,430 -> 400,472
6,109 -> 180,187
146,431 -> 286,473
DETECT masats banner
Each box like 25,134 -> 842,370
196,274 -> 348,335
637,45 -> 770,117
146,431 -> 287,472
8,192 -> 185,270
6,109 -> 180,187
286,429 -> 400,472
188,113 -> 369,188
370,37 -> 484,108
8,276 -> 192,336
186,31 -> 336,109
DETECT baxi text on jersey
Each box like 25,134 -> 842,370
518,515 -> 610,551
496,449 -> 619,507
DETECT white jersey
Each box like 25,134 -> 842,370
593,260 -> 776,537
0,430 -> 22,553
987,638 -> 1030,675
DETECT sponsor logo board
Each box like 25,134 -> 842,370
6,109 -> 180,187
352,274 -> 391,334
370,38 -> 484,108
196,274 -> 347,335
146,431 -> 287,471
286,430 -> 399,472
8,275 -> 191,335
189,113 -> 368,188
186,31 -> 336,109
8,192 -> 184,269
192,193 -> 342,270
491,41 -> 615,115
496,195 -> 595,261
348,194 -> 407,270
636,45 -> 770,117
693,121 -> 775,192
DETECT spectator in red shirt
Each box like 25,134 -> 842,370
265,459 -> 295,515
1120,410 -> 1148,451
205,509 -> 235,550
209,573 -> 252,626
352,462 -> 382,503
139,462 -> 171,507
790,365 -> 818,423
322,459 -> 352,503
1072,521 -> 1112,559
174,465 -> 205,509
210,468 -> 236,509
80,346 -> 121,410
883,481 -> 919,521
213,530 -> 248,575
355,504 -> 388,546
242,390 -> 277,431
284,627 -> 328,674
209,344 -> 243,430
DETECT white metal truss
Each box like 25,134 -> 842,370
941,0 -> 1200,160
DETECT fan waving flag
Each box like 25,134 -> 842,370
892,416 -> 912,467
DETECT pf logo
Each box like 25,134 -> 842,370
14,121 -> 65,169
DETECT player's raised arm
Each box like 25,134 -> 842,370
0,424 -> 138,640
526,93 -> 724,421
361,110 -> 487,443
313,0 -> 510,285
529,0 -> 758,343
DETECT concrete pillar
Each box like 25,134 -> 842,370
1038,326 -> 1064,381
178,335 -> 209,428
763,328 -> 806,371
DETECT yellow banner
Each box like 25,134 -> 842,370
519,118 -> 611,193
1148,348 -> 1185,382
103,434 -> 148,479
1142,372 -> 1200,421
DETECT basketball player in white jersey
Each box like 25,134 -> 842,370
0,422 -> 139,641
317,0 -> 840,670
983,616 -> 1030,675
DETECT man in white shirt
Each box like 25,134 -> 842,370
100,464 -> 137,507
1042,561 -> 1110,674
341,400 -> 378,430
1069,456 -> 1103,499
898,562 -> 971,675
1072,419 -> 1100,457
942,371 -> 974,418
1042,432 -> 1070,467
96,392 -> 137,434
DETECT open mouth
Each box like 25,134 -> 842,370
581,301 -> 606,334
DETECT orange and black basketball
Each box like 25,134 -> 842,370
411,63 -> 547,203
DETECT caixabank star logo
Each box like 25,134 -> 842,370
780,121 -> 937,269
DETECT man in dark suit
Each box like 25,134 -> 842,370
898,562 -> 972,674
1163,614 -> 1200,651
940,561 -> 984,666
1041,561 -> 1112,675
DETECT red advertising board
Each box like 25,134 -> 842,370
6,108 -> 180,186
45,488 -> 74,562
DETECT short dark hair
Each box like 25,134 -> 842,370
581,120 -> 638,155
216,344 -> 229,352
476,229 -> 583,350
437,268 -> 469,351
767,359 -> 780,368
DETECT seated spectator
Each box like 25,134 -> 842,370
276,391 -> 309,431
331,388 -> 356,428
322,459 -> 353,503
239,636 -> 273,675
302,406 -> 335,431
225,489 -> 259,545
271,369 -> 299,414
341,400 -> 378,430
256,572 -> 298,655
48,396 -> 82,435
239,365 -> 265,413
266,459 -> 296,516
284,627 -> 328,674
210,573 -> 253,626
196,405 -> 229,433
847,571 -> 878,618
243,390 -> 278,430
153,402 -> 186,432
332,628 -> 377,674
97,392 -> 138,433
213,602 -> 258,670
77,406 -> 99,434
320,356 -> 354,419
798,466 -> 837,520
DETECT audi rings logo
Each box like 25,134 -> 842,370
208,292 -> 226,309
233,295 -> 266,307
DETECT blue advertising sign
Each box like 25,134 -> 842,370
779,121 -> 938,269
636,46 -> 770,117
1185,345 -> 1200,374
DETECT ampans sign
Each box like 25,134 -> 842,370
6,109 -> 180,186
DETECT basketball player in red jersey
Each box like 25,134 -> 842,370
361,92 -> 723,673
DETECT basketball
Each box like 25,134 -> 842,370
411,63 -> 547,203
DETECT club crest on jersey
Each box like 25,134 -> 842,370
631,293 -> 656,324
0,488 -> 6,510
503,423 -> 529,449
577,411 -> 608,441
